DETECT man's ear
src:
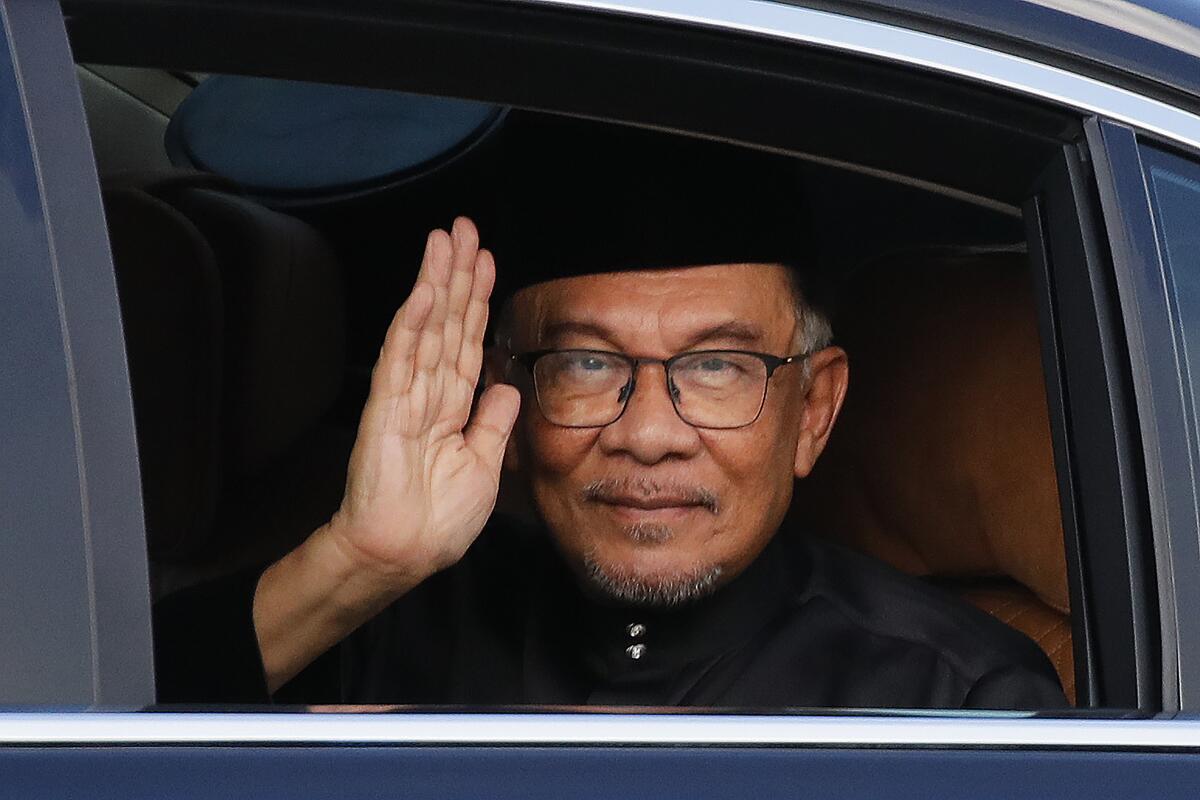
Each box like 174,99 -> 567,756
794,346 -> 849,479
483,346 -> 522,472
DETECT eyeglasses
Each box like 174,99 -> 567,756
509,349 -> 809,429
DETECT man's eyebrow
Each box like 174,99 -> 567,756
541,321 -> 620,344
540,320 -> 766,348
683,321 -> 766,347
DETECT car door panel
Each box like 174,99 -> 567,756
6,0 -> 1200,791
0,0 -> 153,706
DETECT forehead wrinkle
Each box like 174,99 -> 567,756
523,282 -> 669,350
514,264 -> 798,351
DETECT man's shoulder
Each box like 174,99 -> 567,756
798,535 -> 1059,686
460,513 -> 548,571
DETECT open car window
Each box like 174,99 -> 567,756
81,70 -> 1088,712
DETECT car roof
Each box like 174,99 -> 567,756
61,0 -> 1200,114
799,0 -> 1200,109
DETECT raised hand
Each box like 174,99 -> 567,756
327,217 -> 521,586
251,217 -> 520,690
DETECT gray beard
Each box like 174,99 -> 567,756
582,522 -> 724,607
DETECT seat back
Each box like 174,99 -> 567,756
104,186 -> 223,560
795,246 -> 1074,702
105,170 -> 352,596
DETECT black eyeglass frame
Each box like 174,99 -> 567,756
509,348 -> 812,429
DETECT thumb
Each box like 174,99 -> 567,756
464,383 -> 521,472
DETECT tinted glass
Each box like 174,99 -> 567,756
1142,146 -> 1200,451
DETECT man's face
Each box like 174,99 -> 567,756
500,263 -> 847,605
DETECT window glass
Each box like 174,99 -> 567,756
1141,146 -> 1200,457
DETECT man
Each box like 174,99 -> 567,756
156,119 -> 1066,709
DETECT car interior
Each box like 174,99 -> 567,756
73,48 -> 1081,708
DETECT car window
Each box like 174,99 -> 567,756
73,68 -> 1085,712
1141,146 -> 1200,449
51,0 -> 1155,716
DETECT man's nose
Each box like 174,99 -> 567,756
597,362 -> 703,463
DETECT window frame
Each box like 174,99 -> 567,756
8,717 -> 1200,796
1024,131 -> 1161,710
16,0 -> 1195,720
0,0 -> 154,705
1092,128 -> 1200,713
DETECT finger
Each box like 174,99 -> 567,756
464,383 -> 521,474
442,217 -> 480,364
413,227 -> 447,282
354,282 -> 435,445
458,248 -> 495,384
414,229 -> 454,372
373,281 -> 435,396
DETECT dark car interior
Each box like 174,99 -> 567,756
64,2 -> 1112,709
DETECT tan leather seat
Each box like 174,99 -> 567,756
795,246 -> 1074,703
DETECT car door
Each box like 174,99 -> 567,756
5,0 -> 1200,795
0,0 -> 153,707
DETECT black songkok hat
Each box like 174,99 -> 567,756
488,113 -> 819,306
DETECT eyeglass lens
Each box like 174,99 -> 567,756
531,350 -> 770,428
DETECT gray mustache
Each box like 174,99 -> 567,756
580,478 -> 721,514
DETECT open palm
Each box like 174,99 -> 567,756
330,218 -> 520,584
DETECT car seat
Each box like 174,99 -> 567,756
104,186 -> 223,561
103,170 -> 353,598
794,245 -> 1075,703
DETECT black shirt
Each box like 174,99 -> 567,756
154,517 -> 1068,709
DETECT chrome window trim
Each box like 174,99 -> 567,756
1,713 -> 1199,747
519,0 -> 1200,153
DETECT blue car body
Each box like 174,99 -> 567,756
7,0 -> 1200,795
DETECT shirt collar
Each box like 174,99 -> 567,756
527,528 -> 812,695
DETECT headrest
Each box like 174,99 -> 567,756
796,247 -> 1069,613
103,187 -> 223,560
161,187 -> 346,477
102,168 -> 242,200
